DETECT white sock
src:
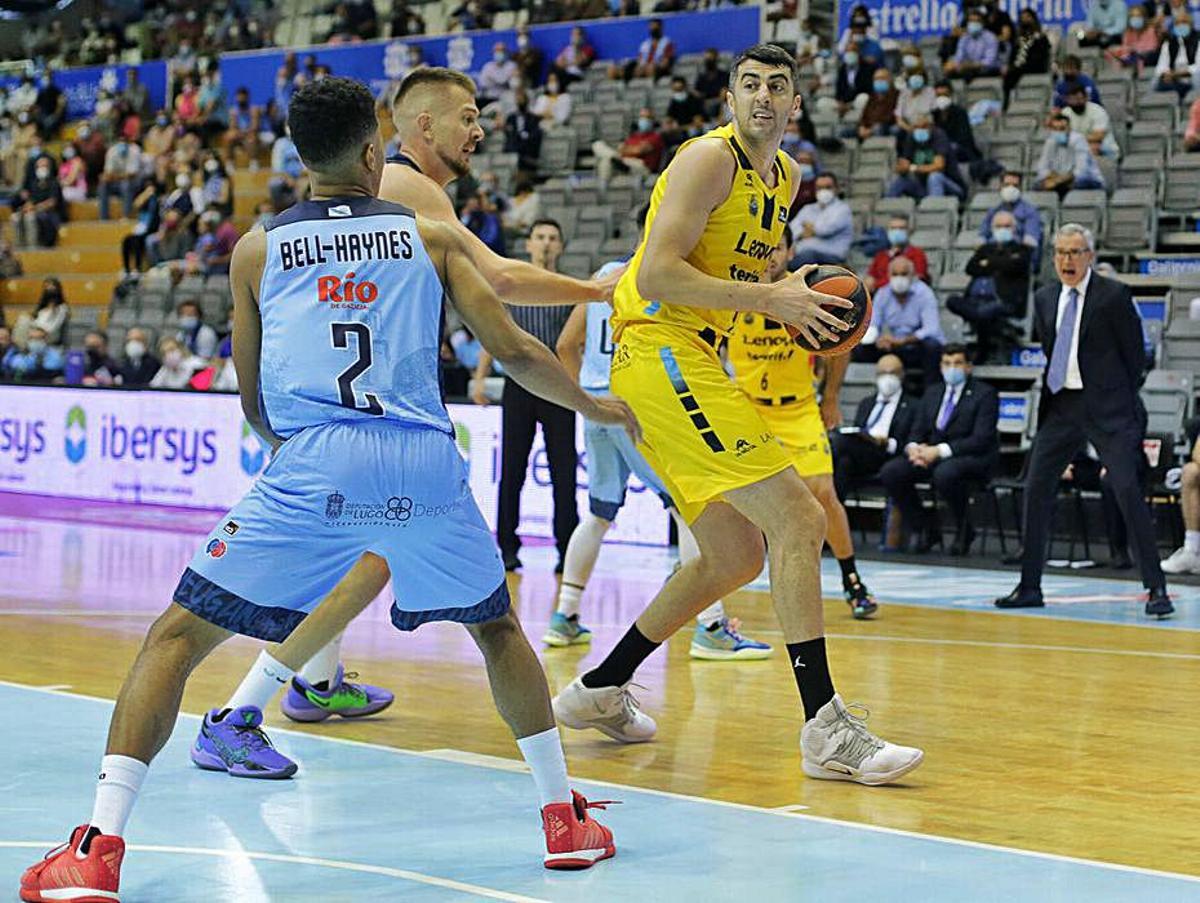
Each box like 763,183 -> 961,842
299,633 -> 342,688
557,514 -> 611,617
224,649 -> 295,712
516,727 -> 571,808
1186,531 -> 1200,555
671,509 -> 726,627
87,754 -> 147,840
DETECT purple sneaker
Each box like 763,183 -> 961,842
191,705 -> 298,779
280,665 -> 395,723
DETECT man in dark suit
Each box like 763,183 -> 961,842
880,343 -> 999,555
996,224 -> 1173,617
831,354 -> 917,502
835,42 -> 874,115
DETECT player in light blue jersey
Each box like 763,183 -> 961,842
548,234 -> 772,662
21,79 -> 635,901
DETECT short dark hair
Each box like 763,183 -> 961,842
177,299 -> 201,315
529,218 -> 564,241
780,223 -> 794,249
943,342 -> 969,359
393,66 -> 476,108
729,43 -> 800,93
287,76 -> 376,169
1050,112 -> 1070,126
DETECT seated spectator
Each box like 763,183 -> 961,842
553,26 -> 595,86
1185,94 -> 1200,150
943,10 -> 1000,80
1062,81 -> 1119,158
666,76 -> 703,127
781,117 -> 819,167
82,330 -> 120,386
118,327 -> 160,387
477,170 -> 509,215
150,337 -> 203,389
611,18 -> 674,81
896,67 -> 935,135
1153,11 -> 1200,97
830,354 -> 916,502
1004,9 -> 1052,104
658,115 -> 687,165
1160,418 -> 1200,574
885,116 -> 965,199
513,25 -> 544,87
865,216 -> 929,293
201,156 -> 233,217
853,256 -> 945,379
880,344 -> 999,554
325,3 -> 360,43
460,189 -> 506,255
528,0 -> 563,25
1107,5 -> 1160,73
14,278 -> 69,346
186,209 -> 238,276
532,75 -> 573,129
947,210 -> 1033,362
591,109 -> 665,185
147,208 -> 192,265
175,78 -> 203,131
1,326 -> 63,382
980,170 -> 1044,262
479,42 -> 518,109
144,112 -> 175,159
122,179 -> 164,275
270,131 -> 306,211
840,10 -> 884,69
224,88 -> 261,161
835,44 -> 874,117
504,172 -> 541,236
449,0 -> 492,31
58,146 -> 88,203
122,69 -> 151,122
1080,0 -> 1127,48
794,17 -> 826,68
8,74 -> 36,117
175,300 -> 218,358
1052,56 -> 1102,110
389,0 -> 426,37
14,157 -> 63,248
693,48 -> 728,111
197,70 -> 229,145
33,74 -> 66,139
503,90 -> 543,174
98,134 -> 142,221
855,69 -> 898,140
789,173 -> 853,265
5,112 -> 40,188
1035,114 -> 1105,197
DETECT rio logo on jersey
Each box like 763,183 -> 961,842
317,272 -> 379,309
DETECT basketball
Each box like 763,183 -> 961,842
785,265 -> 872,356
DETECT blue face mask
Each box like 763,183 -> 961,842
967,21 -> 983,35
845,52 -> 859,66
1054,130 -> 1070,145
1175,24 -> 1191,37
887,228 -> 908,246
908,74 -> 925,90
913,128 -> 930,143
799,163 -> 815,179
992,226 -> 1014,244
873,80 -> 890,93
941,365 -> 967,386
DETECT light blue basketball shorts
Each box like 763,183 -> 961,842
174,419 -> 507,641
584,416 -> 671,521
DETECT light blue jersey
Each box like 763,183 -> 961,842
259,197 -> 449,438
579,260 -> 626,394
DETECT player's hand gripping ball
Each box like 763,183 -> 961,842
786,265 -> 872,356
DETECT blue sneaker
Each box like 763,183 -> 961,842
543,612 -> 593,647
689,617 -> 772,661
280,665 -> 394,723
191,705 -> 297,779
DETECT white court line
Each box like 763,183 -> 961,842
0,841 -> 546,902
3,680 -> 1198,887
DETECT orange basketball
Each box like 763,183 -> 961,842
784,265 -> 872,356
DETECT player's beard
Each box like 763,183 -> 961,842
436,145 -> 471,179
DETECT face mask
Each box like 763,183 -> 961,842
941,365 -> 967,386
887,228 -> 908,246
650,28 -> 662,38
548,81 -> 561,93
125,340 -> 145,359
999,184 -> 1021,203
493,51 -> 506,63
902,54 -> 919,69
816,188 -> 835,205
890,275 -> 912,294
179,316 -> 199,330
176,173 -> 192,189
1130,15 -> 1145,27
913,128 -> 930,143
165,349 -> 183,367
17,112 -> 29,125
845,52 -> 859,66
63,147 -> 75,159
35,167 -> 50,180
968,21 -> 983,34
672,91 -> 687,102
637,117 -> 653,132
873,79 -> 890,93
908,74 -> 925,90
205,159 -> 219,173
156,117 -> 168,127
1054,130 -> 1070,146
86,347 -> 104,361
799,163 -> 815,179
27,339 -> 46,354
1175,24 -> 1191,37
876,373 -> 902,398
517,35 -> 529,48
992,226 -> 1014,243
934,94 -> 952,111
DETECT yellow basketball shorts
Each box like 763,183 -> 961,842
753,398 -> 833,478
609,324 -> 793,523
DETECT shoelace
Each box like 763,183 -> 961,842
231,722 -> 273,751
338,673 -> 369,704
721,617 -> 749,642
619,683 -> 647,723
830,703 -> 884,764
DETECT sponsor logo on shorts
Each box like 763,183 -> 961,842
206,539 -> 227,559
223,521 -> 239,536
734,437 -> 757,457
323,494 -> 461,527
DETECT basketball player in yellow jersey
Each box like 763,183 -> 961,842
727,225 -> 879,619
553,44 -> 923,785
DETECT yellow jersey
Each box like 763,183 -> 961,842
611,123 -> 793,340
727,311 -> 817,406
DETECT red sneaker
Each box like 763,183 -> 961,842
541,790 -> 617,870
20,825 -> 124,903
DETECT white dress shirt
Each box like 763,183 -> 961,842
908,381 -> 964,460
1055,268 -> 1090,391
865,393 -> 901,453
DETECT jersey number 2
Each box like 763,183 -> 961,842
331,323 -> 384,416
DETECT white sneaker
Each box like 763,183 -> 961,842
800,694 -> 924,786
1161,546 -> 1200,575
552,677 -> 657,743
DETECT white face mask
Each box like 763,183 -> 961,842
999,184 -> 1021,203
125,340 -> 145,359
176,173 -> 191,189
876,373 -> 902,398
889,274 -> 912,294
816,188 -> 836,206
27,339 -> 46,354
165,348 -> 183,367
934,95 -> 952,111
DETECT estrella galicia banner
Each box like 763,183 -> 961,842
218,7 -> 759,107
836,0 -> 1084,43
53,61 -> 169,121
0,385 -> 668,546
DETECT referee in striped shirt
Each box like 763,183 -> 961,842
473,219 -> 579,572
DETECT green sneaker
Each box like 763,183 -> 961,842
543,612 -> 593,647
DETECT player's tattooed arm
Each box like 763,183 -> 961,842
229,229 -> 285,452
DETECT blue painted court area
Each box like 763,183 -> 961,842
2,684 -> 1197,902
